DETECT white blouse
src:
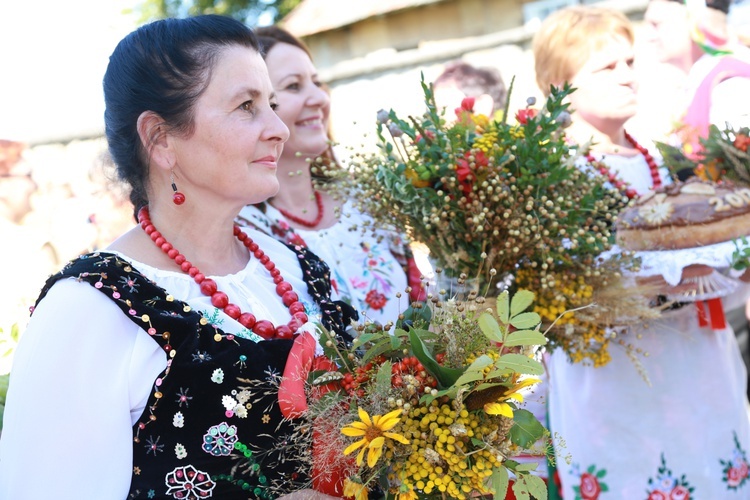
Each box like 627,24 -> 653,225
0,228 -> 320,500
239,201 -> 410,327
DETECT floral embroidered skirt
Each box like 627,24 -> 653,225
549,307 -> 750,498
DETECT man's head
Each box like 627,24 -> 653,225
432,61 -> 506,117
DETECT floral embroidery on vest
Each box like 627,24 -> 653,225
720,431 -> 750,490
35,252 -> 356,499
646,454 -> 694,500
570,463 -> 608,499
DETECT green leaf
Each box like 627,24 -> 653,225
355,332 -> 380,345
361,337 -> 399,364
509,312 -> 541,330
492,466 -> 509,500
511,476 -> 531,500
516,473 -> 548,500
375,360 -> 393,389
389,334 -> 402,350
514,462 -> 541,473
503,459 -> 520,470
473,381 -> 504,392
478,311 -> 505,343
504,329 -> 547,347
408,329 -> 464,388
510,409 -> 546,448
496,291 -> 510,324
495,354 -> 544,375
510,290 -> 535,316
453,355 -> 494,386
397,303 -> 432,329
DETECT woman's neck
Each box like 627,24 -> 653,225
112,198 -> 249,277
568,119 -> 636,156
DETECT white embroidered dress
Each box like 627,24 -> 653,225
238,201 -> 410,327
549,150 -> 750,498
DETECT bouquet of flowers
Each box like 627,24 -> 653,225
301,288 -> 550,499
344,77 -> 650,366
656,124 -> 750,183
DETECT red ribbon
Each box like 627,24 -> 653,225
696,297 -> 727,330
278,333 -> 352,495
278,331 -> 317,419
406,256 -> 427,302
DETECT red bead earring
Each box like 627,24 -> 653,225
171,170 -> 185,205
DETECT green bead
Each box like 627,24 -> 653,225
242,483 -> 251,491
259,475 -> 266,484
244,451 -> 251,458
234,442 -> 242,450
252,463 -> 260,472
254,488 -> 262,495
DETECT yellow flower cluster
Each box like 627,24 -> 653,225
471,128 -> 498,153
508,125 -> 526,140
388,400 -> 503,497
518,269 -> 612,366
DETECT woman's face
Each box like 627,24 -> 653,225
264,42 -> 330,161
643,0 -> 693,69
568,35 -> 638,129
170,45 -> 289,207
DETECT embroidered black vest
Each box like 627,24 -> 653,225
35,247 -> 355,499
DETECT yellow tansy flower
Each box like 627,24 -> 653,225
342,407 -> 410,467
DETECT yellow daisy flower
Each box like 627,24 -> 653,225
484,377 -> 541,418
342,407 -> 410,467
343,478 -> 369,500
398,490 -> 419,500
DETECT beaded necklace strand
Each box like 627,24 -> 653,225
138,206 -> 308,340
275,191 -> 324,228
587,131 -> 663,199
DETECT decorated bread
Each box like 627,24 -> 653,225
615,178 -> 750,251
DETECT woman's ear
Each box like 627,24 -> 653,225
136,111 -> 174,172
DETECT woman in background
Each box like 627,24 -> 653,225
238,26 -> 424,329
533,6 -> 750,497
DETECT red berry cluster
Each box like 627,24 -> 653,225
341,356 -> 386,398
391,355 -> 438,392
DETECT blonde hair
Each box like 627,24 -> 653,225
532,6 -> 634,96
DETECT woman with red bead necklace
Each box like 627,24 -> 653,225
0,16 -> 348,500
533,6 -> 750,498
237,26 -> 424,328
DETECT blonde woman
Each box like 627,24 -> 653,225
533,6 -> 750,497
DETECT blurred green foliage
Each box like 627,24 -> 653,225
131,0 -> 302,25
0,324 -> 20,433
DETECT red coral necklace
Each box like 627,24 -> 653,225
587,131 -> 663,199
138,206 -> 308,340
275,191 -> 324,228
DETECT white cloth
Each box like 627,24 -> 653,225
550,153 -> 750,497
550,308 -> 750,498
608,240 -> 749,287
239,201 -> 410,327
0,228 -> 320,500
